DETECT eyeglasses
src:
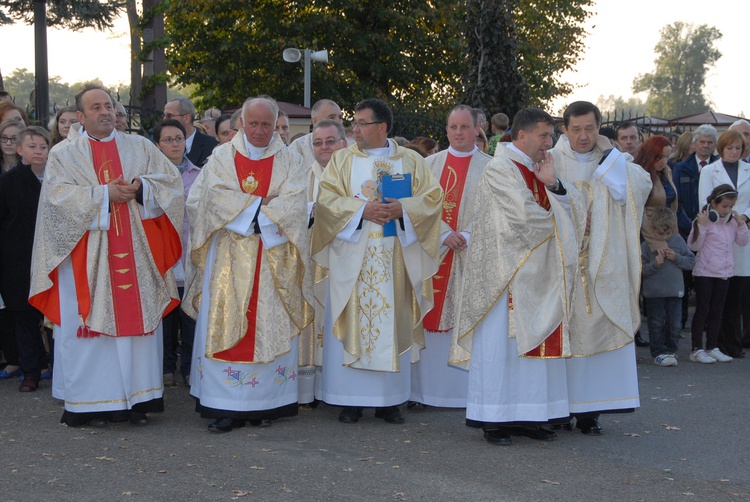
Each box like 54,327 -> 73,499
312,139 -> 343,147
0,135 -> 16,144
352,121 -> 382,129
160,136 -> 185,145
116,112 -> 127,118
164,113 -> 191,120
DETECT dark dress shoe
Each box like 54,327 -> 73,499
129,412 -> 149,426
208,417 -> 245,433
634,334 -> 650,347
374,406 -> 405,424
89,417 -> 108,428
338,407 -> 363,424
483,430 -> 512,446
576,417 -> 603,435
549,422 -> 573,432
19,376 -> 39,392
508,426 -> 557,441
249,419 -> 272,427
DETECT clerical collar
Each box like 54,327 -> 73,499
507,143 -> 534,168
573,150 -> 595,163
448,145 -> 477,157
81,128 -> 116,142
242,133 -> 269,160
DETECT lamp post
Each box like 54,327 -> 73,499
282,48 -> 328,108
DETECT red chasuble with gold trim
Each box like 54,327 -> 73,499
213,153 -> 274,362
423,153 -> 471,331
511,160 -> 564,358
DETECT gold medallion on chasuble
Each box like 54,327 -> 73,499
242,174 -> 259,194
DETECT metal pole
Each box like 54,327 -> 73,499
33,0 -> 49,127
304,49 -> 311,108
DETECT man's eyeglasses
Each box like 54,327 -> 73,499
352,121 -> 382,129
160,136 -> 185,145
116,112 -> 127,118
0,135 -> 16,145
312,139 -> 343,147
164,113 -> 191,120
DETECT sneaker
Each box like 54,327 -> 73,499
654,354 -> 678,366
689,349 -> 716,364
706,348 -> 733,363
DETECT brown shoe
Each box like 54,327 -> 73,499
19,376 -> 39,392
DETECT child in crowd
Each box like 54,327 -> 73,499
0,126 -> 50,391
641,207 -> 695,366
688,184 -> 748,364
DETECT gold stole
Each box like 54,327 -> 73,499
213,152 -> 274,362
512,160 -> 563,358
84,139 -> 146,337
423,153 -> 470,331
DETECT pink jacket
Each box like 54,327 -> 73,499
688,217 -> 749,278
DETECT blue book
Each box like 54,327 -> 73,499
381,173 -> 412,237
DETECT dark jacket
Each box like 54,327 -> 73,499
673,152 -> 719,239
0,164 -> 42,310
186,129 -> 218,167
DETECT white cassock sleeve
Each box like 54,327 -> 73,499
257,211 -> 289,249
137,178 -> 166,220
594,160 -> 628,204
225,198 -> 262,237
89,186 -> 111,231
335,204 -> 366,243
396,209 -> 418,247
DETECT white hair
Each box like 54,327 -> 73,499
240,95 -> 279,125
729,119 -> 750,129
692,124 -> 718,143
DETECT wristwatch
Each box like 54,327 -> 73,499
546,178 -> 561,192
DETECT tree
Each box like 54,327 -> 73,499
633,22 -> 722,118
461,0 -> 526,119
0,0 -> 124,28
595,94 -> 646,118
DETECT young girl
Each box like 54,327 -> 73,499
688,184 -> 749,363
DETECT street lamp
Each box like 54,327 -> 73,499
282,48 -> 328,108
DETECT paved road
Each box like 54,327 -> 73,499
1,338 -> 749,501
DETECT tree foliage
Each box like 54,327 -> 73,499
633,22 -> 722,118
0,0 -> 125,29
164,0 -> 592,115
461,0 -> 526,119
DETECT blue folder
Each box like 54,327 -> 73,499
381,173 -> 412,237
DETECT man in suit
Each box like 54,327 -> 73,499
164,98 -> 218,167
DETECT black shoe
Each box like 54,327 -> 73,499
483,430 -> 512,446
89,417 -> 108,428
338,407 -> 363,424
634,334 -> 650,347
129,412 -> 149,426
576,417 -> 603,435
208,417 -> 245,433
249,419 -> 272,427
549,422 -> 573,432
508,426 -> 557,441
374,406 -> 405,424
727,351 -> 746,359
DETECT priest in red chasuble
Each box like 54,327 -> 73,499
30,85 -> 184,428
451,107 -> 586,446
411,105 -> 491,408
183,96 -> 312,433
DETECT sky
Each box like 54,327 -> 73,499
1,0 -> 747,118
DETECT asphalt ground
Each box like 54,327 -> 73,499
1,327 -> 749,501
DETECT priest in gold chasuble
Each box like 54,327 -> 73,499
452,108 -> 586,446
312,99 -> 441,425
411,105 -> 490,408
30,86 -> 184,427
184,97 -> 312,433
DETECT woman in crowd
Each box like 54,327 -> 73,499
668,131 -> 694,168
50,107 -> 79,146
0,120 -> 22,173
636,135 -> 677,250
214,113 -> 236,146
698,130 -> 750,359
0,101 -> 28,125
410,136 -> 439,156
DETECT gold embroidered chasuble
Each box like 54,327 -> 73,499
30,132 -> 184,335
424,149 -> 490,331
450,147 -> 587,369
550,135 -> 652,356
183,134 -> 312,364
311,140 -> 442,371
